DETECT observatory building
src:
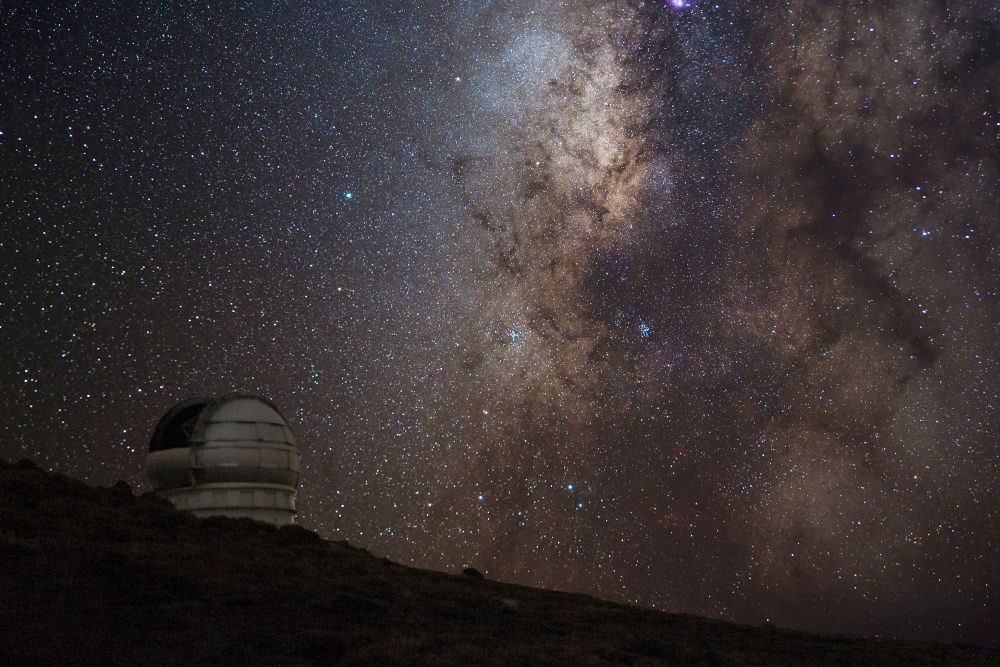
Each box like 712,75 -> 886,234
145,393 -> 301,526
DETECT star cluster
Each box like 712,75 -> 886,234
2,0 -> 998,647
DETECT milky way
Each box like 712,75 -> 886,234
2,0 -> 998,647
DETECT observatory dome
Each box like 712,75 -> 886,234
145,393 -> 301,526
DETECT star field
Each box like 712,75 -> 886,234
2,0 -> 998,648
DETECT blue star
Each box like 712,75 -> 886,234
343,191 -> 354,201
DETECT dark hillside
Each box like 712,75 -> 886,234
1,460 -> 996,666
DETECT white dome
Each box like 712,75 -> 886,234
145,393 -> 301,526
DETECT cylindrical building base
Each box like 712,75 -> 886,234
159,482 -> 296,526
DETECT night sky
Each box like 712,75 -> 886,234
3,0 -> 999,648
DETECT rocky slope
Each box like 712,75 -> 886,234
1,460 -> 995,666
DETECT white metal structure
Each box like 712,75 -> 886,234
145,393 -> 301,526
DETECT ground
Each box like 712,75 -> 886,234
1,460 -> 996,666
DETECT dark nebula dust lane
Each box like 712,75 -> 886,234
2,0 -> 999,647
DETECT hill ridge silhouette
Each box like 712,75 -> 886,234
1,459 -> 995,666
